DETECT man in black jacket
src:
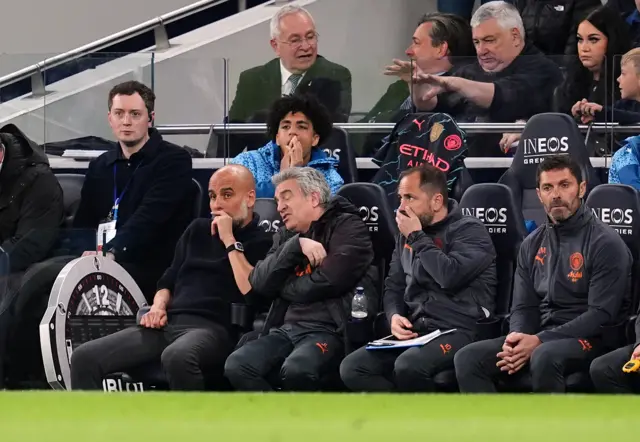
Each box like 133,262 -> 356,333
590,313 -> 640,394
340,165 -> 497,392
455,155 -> 632,393
414,1 -> 562,157
72,80 -> 194,302
70,165 -> 273,391
224,167 -> 373,391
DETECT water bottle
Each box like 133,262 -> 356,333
351,287 -> 368,320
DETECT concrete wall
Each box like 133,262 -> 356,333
0,0 -> 438,151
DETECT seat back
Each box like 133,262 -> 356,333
586,184 -> 640,313
55,174 -> 85,227
254,198 -> 282,233
191,178 -> 204,219
459,183 -> 528,316
321,127 -> 358,184
500,113 -> 601,226
337,183 -> 397,278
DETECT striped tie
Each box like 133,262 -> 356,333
285,74 -> 302,95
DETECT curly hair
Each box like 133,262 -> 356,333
266,94 -> 333,145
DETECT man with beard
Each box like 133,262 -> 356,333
339,165 -> 497,392
70,165 -> 273,391
455,155 -> 631,393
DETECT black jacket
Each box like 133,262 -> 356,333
0,124 -> 63,272
157,216 -> 272,327
510,204 -> 632,342
515,0 -> 601,56
249,196 -> 374,334
383,200 -> 497,336
72,128 -> 193,271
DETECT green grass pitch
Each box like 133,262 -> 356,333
0,392 -> 635,441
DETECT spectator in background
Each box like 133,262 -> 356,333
555,7 -> 630,118
412,1 -> 562,157
230,94 -> 343,198
70,165 -> 273,391
224,167 -> 373,391
455,156 -> 631,393
608,0 -> 640,47
340,165 -> 496,393
362,13 -> 474,125
72,81 -> 194,302
514,0 -> 601,57
228,4 -> 352,124
608,0 -> 637,16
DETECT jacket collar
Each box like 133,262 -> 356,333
422,199 -> 461,234
546,202 -> 591,232
264,141 -> 338,170
105,128 -> 162,166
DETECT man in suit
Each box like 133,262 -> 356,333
228,4 -> 352,124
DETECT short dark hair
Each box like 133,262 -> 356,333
536,155 -> 583,188
418,12 -> 475,59
108,81 -> 156,116
266,93 -> 332,145
399,164 -> 449,205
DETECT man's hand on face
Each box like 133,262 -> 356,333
396,207 -> 423,238
211,211 -> 235,246
390,314 -> 418,341
288,136 -> 304,167
299,237 -> 327,267
496,332 -> 541,375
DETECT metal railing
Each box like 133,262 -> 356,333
0,0 -> 257,96
155,122 -> 640,136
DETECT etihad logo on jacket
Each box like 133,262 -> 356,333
568,252 -> 584,282
535,247 -> 547,265
399,144 -> 450,171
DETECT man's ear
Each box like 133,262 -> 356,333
578,181 -> 587,199
311,133 -> 320,148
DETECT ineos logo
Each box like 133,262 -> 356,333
462,207 -> 508,234
323,148 -> 341,162
359,206 -> 379,232
591,208 -> 633,225
522,136 -> 569,155
259,219 -> 281,233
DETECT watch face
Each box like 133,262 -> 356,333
235,242 -> 244,252
69,272 -> 137,316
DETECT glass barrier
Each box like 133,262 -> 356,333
151,55 -> 228,158
37,53 -> 154,154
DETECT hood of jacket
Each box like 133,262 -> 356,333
0,124 -> 49,183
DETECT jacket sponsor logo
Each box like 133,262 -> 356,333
323,148 -> 341,162
444,134 -> 462,151
591,207 -> 633,235
295,263 -> 313,277
259,219 -> 281,233
461,207 -> 507,233
568,252 -> 584,282
359,206 -> 379,232
430,122 -> 444,142
522,136 -> 569,164
535,247 -> 547,265
399,144 -> 451,171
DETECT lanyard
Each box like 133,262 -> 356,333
112,163 -> 141,221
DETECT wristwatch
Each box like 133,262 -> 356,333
226,242 -> 244,254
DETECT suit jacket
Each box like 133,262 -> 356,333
228,55 -> 352,123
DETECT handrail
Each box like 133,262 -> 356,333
0,0 -> 243,95
156,122 -> 640,135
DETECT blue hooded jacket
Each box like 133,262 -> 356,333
609,136 -> 640,190
230,141 -> 344,198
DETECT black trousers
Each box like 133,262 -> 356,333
224,323 -> 344,391
590,345 -> 640,394
70,314 -> 232,391
454,336 -> 604,393
340,331 -> 472,392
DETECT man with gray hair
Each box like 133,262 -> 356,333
413,1 -> 562,157
224,167 -> 374,391
228,4 -> 352,123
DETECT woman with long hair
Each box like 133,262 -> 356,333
556,6 -> 631,116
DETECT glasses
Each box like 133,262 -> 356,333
280,32 -> 319,49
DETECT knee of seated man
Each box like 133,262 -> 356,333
70,340 -> 102,372
393,349 -> 428,380
529,342 -> 561,371
160,344 -> 192,372
589,354 -> 615,381
280,355 -> 320,385
453,342 -> 478,376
